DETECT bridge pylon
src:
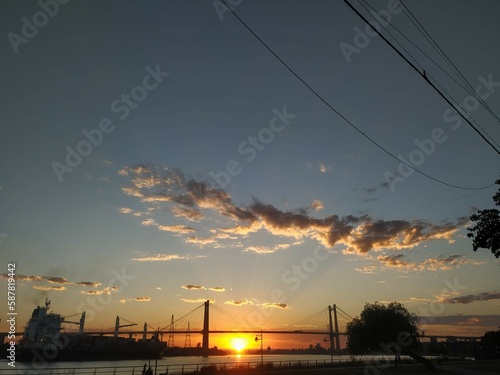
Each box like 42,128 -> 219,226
328,305 -> 341,352
202,300 -> 210,356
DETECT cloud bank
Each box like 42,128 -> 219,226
119,164 -> 468,255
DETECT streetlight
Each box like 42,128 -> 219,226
254,330 -> 263,367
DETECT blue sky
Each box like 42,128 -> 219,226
1,0 -> 500,349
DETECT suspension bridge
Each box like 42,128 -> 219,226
1,301 -> 479,356
151,301 -> 352,355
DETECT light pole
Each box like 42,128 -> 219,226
254,330 -> 263,367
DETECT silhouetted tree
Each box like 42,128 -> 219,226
346,302 -> 433,370
480,330 -> 500,358
346,302 -> 420,354
467,178 -> 500,258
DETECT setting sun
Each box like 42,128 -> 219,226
230,337 -> 248,353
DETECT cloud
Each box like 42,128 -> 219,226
225,298 -> 254,306
418,315 -> 500,327
185,236 -> 217,246
378,254 -> 411,268
131,253 -> 189,262
76,281 -> 102,287
310,200 -> 324,212
119,299 -> 127,304
118,207 -> 133,214
119,164 -> 465,254
134,297 -> 151,302
419,255 -> 483,271
158,225 -> 195,234
45,276 -> 71,284
261,302 -> 290,309
3,274 -> 42,282
354,265 -> 377,274
2,274 -> 104,287
171,206 -> 204,221
141,218 -> 158,226
376,254 -> 484,272
319,164 -> 330,173
245,242 -> 300,254
80,287 -> 115,295
438,291 -> 500,304
182,284 -> 205,290
181,298 -> 214,303
81,290 -> 109,295
33,285 -> 66,291
209,287 -> 225,292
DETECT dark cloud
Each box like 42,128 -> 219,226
439,291 -> 500,304
419,315 -> 500,326
120,164 -> 465,254
376,254 -> 482,272
134,297 -> 151,302
261,302 -> 290,309
182,284 -> 205,290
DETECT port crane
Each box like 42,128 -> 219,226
63,311 -> 86,334
114,316 -> 137,338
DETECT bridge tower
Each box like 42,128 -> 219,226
168,314 -> 175,347
328,305 -> 341,351
184,322 -> 191,348
202,300 -> 210,356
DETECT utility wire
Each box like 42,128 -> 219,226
357,0 -> 500,150
220,0 -> 496,190
400,0 -> 500,126
359,0 -> 500,124
343,0 -> 500,156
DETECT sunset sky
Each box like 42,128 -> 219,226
1,0 -> 500,351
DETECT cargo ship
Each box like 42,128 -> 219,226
16,299 -> 166,362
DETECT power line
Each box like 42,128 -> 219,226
343,0 -> 500,156
359,0 -> 500,127
399,0 -> 500,126
220,0 -> 496,190
356,0 -> 500,150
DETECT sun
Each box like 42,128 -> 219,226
230,337 -> 247,353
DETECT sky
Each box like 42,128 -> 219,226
1,0 -> 500,352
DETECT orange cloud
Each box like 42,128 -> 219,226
33,285 -> 66,291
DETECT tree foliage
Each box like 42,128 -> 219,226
467,178 -> 500,258
346,301 -> 420,355
481,330 -> 500,352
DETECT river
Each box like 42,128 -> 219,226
1,353 -> 401,374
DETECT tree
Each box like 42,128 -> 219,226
480,330 -> 500,358
346,302 -> 433,370
346,302 -> 420,354
467,178 -> 500,258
